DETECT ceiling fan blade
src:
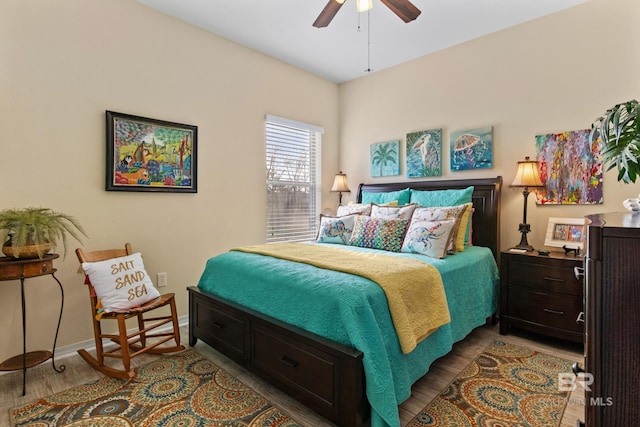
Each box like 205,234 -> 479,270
313,0 -> 346,28
380,0 -> 421,23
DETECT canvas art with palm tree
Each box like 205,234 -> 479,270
370,140 -> 400,177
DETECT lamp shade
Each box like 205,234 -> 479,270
331,171 -> 351,193
511,157 -> 544,188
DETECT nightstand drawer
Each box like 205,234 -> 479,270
507,260 -> 581,295
507,287 -> 583,333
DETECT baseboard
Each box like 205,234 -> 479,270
1,314 -> 189,375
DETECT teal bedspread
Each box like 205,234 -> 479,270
196,243 -> 499,427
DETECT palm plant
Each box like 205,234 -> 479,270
590,99 -> 640,183
0,207 -> 87,259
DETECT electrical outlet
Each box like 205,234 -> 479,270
157,272 -> 168,287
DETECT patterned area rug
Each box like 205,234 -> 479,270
10,349 -> 301,426
407,340 -> 574,427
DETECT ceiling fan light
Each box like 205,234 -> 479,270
357,0 -> 373,12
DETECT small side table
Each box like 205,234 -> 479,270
499,250 -> 584,344
0,254 -> 66,395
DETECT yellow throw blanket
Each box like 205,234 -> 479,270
233,243 -> 451,354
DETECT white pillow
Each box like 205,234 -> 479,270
337,203 -> 371,216
370,203 -> 417,220
316,214 -> 358,244
81,252 -> 161,313
401,219 -> 457,258
412,204 -> 469,252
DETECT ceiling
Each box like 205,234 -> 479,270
135,0 -> 589,84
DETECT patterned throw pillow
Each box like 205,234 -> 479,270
401,219 -> 457,258
348,216 -> 409,252
316,214 -> 358,244
409,187 -> 474,249
81,252 -> 161,313
337,203 -> 372,216
371,203 -> 417,220
412,204 -> 469,252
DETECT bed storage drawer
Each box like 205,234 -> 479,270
188,286 -> 367,427
188,292 -> 249,364
253,323 -> 338,416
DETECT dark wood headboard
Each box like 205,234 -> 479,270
356,177 -> 502,260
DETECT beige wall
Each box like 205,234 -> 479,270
0,0 -> 339,361
338,0 -> 640,252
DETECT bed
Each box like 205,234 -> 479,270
188,176 -> 502,427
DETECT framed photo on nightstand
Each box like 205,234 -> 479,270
544,217 -> 585,251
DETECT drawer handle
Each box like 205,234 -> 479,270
576,311 -> 585,323
212,321 -> 224,329
572,362 -> 585,376
543,308 -> 564,315
543,277 -> 564,283
280,356 -> 298,368
574,266 -> 584,280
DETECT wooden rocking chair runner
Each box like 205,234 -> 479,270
75,243 -> 184,379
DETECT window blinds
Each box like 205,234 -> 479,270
266,115 -> 323,243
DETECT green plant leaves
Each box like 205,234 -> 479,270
591,99 -> 640,183
0,208 -> 87,258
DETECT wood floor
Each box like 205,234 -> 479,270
0,323 -> 585,426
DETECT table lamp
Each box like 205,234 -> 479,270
331,171 -> 351,205
510,157 -> 544,251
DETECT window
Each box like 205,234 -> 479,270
266,115 -> 323,243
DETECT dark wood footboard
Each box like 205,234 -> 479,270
188,286 -> 368,427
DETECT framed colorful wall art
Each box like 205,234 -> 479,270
106,111 -> 197,193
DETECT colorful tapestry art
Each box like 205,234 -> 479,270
535,129 -> 603,204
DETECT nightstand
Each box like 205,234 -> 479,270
500,250 -> 584,344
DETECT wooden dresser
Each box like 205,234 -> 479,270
582,213 -> 640,425
500,250 -> 584,343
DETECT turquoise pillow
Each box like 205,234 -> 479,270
348,216 -> 409,252
361,188 -> 410,205
409,186 -> 474,207
410,186 -> 474,246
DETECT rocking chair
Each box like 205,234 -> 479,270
75,242 -> 184,379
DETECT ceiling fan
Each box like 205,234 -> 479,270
313,0 -> 421,28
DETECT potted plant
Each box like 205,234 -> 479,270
590,99 -> 640,183
0,207 -> 87,259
